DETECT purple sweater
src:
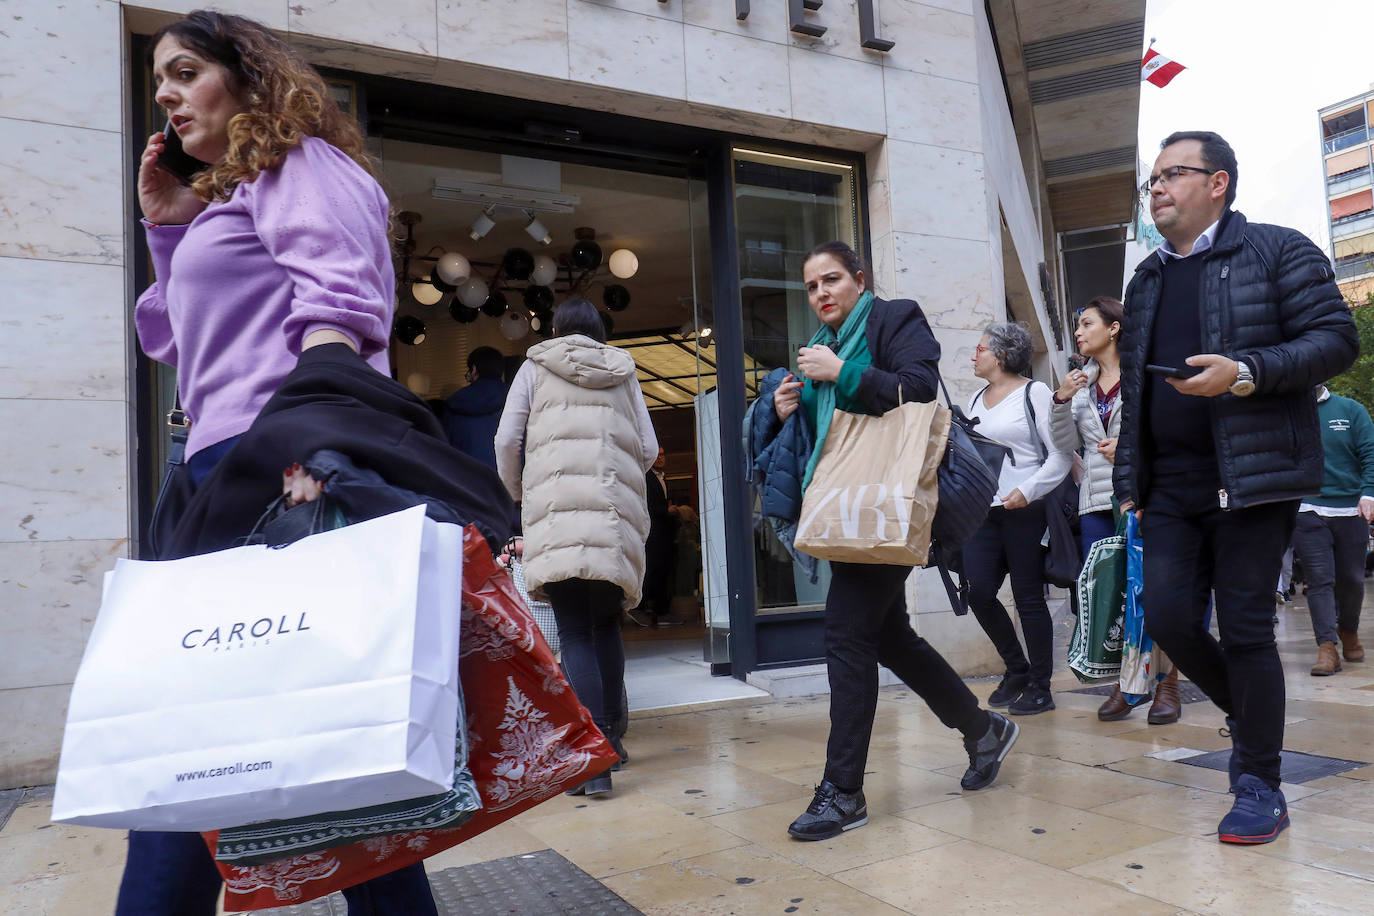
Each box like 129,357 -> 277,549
136,136 -> 393,456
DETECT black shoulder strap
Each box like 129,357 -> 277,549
1022,381 -> 1049,462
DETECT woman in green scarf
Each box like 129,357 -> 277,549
771,242 -> 1017,842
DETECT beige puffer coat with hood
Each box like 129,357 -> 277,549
494,334 -> 654,608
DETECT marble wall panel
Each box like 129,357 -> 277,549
870,231 -> 896,300
787,47 -> 886,136
438,0 -> 570,81
289,33 -> 438,84
0,399 -> 128,543
890,232 -> 998,329
896,0 -> 973,14
0,1 -> 121,132
682,0 -> 788,42
906,572 -> 1002,676
878,0 -> 977,82
289,0 -> 438,57
684,25 -> 790,119
884,68 -> 980,153
578,0 -> 683,22
119,0 -> 290,31
886,139 -> 988,241
0,120 -> 123,266
567,1 -> 687,100
786,0 -> 888,66
866,139 -> 895,245
0,258 -> 126,401
0,683 -> 71,788
0,540 -> 125,692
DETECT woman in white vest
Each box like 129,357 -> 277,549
494,298 -> 658,797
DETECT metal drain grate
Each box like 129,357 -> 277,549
248,850 -> 641,916
1179,749 -> 1369,784
1067,682 -> 1211,704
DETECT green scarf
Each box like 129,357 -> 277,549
802,290 -> 875,489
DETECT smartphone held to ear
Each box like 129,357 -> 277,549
157,120 -> 208,185
1145,363 -> 1204,380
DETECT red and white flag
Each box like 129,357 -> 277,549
1141,46 -> 1185,88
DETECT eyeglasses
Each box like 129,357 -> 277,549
1139,165 -> 1214,195
974,345 -> 992,354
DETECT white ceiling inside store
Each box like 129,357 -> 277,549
378,138 -> 707,339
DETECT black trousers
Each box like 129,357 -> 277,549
1141,479 -> 1297,790
1292,511 -> 1367,646
545,578 -> 626,733
963,503 -> 1054,689
823,562 -> 985,789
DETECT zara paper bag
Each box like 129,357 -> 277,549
794,400 -> 950,565
52,505 -> 462,831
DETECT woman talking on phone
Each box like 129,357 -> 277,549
771,242 -> 1017,843
119,10 -> 436,915
1053,297 -> 1180,724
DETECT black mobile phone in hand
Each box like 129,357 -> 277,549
1145,363 -> 1204,380
157,119 -> 208,185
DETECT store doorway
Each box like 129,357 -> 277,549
376,137 -> 763,710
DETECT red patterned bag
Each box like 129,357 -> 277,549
206,525 -> 615,911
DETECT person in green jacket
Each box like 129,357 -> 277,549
1291,386 -> 1374,675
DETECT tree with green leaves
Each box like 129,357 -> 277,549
1327,292 -> 1374,407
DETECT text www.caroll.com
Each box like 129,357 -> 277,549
174,760 -> 272,782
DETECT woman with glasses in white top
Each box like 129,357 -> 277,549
965,322 -> 1073,715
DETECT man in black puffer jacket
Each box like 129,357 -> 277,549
1115,131 -> 1357,846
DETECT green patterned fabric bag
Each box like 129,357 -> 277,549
1067,510 -> 1127,682
213,686 -> 481,864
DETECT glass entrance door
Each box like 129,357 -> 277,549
732,147 -> 861,617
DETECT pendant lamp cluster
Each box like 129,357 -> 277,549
391,212 -> 638,347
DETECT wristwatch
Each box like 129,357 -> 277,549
1229,359 -> 1256,397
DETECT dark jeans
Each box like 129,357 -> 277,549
545,578 -> 626,732
1292,511 -> 1367,645
1141,478 -> 1297,790
1080,509 -> 1117,560
116,436 -> 437,916
823,562 -> 986,790
964,503 -> 1054,689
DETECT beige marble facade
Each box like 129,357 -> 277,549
0,0 -> 1058,786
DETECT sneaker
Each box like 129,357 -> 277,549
961,712 -> 1019,790
1009,685 -> 1055,715
626,609 -> 654,628
787,780 -> 868,841
987,673 -> 1030,707
1218,774 -> 1288,844
566,772 -> 612,797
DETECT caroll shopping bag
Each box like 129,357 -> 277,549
1068,511 -> 1126,682
210,526 -> 618,911
52,505 -> 462,831
794,399 -> 950,565
1118,512 -> 1170,694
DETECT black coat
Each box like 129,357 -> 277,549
1113,210 -> 1358,509
854,296 -> 942,411
165,343 -> 517,558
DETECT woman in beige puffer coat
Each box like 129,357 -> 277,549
494,298 -> 658,796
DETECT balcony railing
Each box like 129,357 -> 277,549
1328,166 -> 1371,196
1331,210 -> 1374,235
1325,126 -> 1371,154
1336,258 -> 1374,281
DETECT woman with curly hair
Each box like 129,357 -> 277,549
119,10 -> 436,915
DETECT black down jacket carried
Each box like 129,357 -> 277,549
1113,209 -> 1358,510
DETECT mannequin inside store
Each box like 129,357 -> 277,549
378,139 -> 768,712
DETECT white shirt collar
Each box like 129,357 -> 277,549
1318,386 -> 1331,403
1158,217 -> 1222,263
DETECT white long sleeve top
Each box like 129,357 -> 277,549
967,380 -> 1073,507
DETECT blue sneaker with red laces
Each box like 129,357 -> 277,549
1217,774 -> 1288,844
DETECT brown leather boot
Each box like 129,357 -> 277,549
1147,669 -> 1181,724
1339,628 -> 1365,663
1098,686 -> 1149,721
1311,642 -> 1342,676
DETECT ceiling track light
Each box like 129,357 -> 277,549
431,179 -> 581,213
522,210 -> 552,246
468,206 -> 496,241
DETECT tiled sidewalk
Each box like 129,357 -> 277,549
6,597 -> 1374,914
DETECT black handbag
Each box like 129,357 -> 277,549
1023,383 -> 1081,588
927,378 -> 1010,615
142,399 -> 194,561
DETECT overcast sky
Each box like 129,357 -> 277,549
1138,0 -> 1374,253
